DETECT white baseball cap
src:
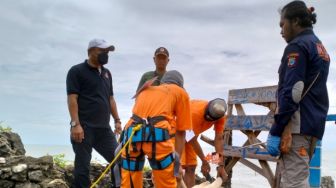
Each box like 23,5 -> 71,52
88,39 -> 115,51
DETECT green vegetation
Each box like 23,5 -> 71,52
0,121 -> 12,132
53,153 -> 67,168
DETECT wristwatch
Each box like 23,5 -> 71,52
70,121 -> 77,127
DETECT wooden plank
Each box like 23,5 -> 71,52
273,161 -> 282,188
228,85 -> 277,104
225,157 -> 240,172
223,145 -> 278,162
225,115 -> 274,131
259,160 -> 274,186
200,134 -> 214,146
235,104 -> 246,116
227,104 -> 233,116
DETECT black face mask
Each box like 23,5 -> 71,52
97,52 -> 109,65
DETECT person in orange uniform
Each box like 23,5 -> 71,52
181,99 -> 229,188
121,70 -> 192,188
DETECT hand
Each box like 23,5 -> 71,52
266,134 -> 281,156
176,166 -> 183,182
71,124 -> 84,143
114,121 -> 122,135
201,160 -> 211,176
217,165 -> 228,182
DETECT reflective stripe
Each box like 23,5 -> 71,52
121,158 -> 145,171
149,153 -> 174,170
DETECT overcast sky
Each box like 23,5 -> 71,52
0,0 -> 335,147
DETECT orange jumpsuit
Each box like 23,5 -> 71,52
181,99 -> 226,166
121,84 -> 192,188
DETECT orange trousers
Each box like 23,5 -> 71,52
121,141 -> 176,188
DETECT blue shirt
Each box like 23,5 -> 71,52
270,29 -> 330,140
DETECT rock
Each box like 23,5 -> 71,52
0,137 -> 15,157
0,167 -> 12,179
15,182 -> 41,188
3,132 -> 25,155
0,180 -> 14,188
28,165 -> 41,170
0,132 -> 25,157
12,164 -> 27,173
46,179 -> 69,188
0,157 -> 6,164
321,176 -> 335,188
11,171 -> 27,182
28,170 -> 44,182
4,156 -> 26,167
143,170 -> 154,188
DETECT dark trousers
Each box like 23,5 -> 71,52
71,126 -> 118,188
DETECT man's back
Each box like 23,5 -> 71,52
127,84 -> 191,131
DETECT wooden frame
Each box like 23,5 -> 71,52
201,85 -> 281,188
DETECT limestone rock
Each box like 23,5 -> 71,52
0,180 -> 14,188
322,176 -> 335,188
0,167 -> 12,179
15,182 -> 41,188
46,179 -> 69,188
0,132 -> 25,157
12,164 -> 27,173
0,157 -> 6,164
28,170 -> 44,182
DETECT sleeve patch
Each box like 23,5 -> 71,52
287,53 -> 299,67
316,43 -> 330,62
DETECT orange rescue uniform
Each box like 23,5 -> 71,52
121,84 -> 192,188
181,99 -> 226,166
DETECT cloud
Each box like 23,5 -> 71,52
0,0 -> 335,145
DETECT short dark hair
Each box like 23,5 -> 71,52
281,0 -> 317,28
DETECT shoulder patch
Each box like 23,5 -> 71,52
316,43 -> 330,62
287,53 -> 299,67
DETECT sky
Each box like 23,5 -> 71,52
0,0 -> 335,147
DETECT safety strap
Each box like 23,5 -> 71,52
149,152 -> 175,170
126,125 -> 171,142
124,130 -> 134,188
123,114 -> 169,187
301,72 -> 320,101
131,114 -> 166,126
121,157 -> 145,171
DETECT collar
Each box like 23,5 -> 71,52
296,28 -> 314,38
85,60 -> 105,71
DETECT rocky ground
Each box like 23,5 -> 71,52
0,131 -> 334,188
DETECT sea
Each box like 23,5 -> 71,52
25,144 -> 335,188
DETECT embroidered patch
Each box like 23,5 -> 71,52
316,43 -> 330,62
287,53 -> 299,67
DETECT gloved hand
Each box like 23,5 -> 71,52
266,134 -> 281,156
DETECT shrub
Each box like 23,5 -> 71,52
0,121 -> 12,132
53,153 -> 67,168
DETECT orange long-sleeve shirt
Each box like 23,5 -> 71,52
190,99 -> 226,135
